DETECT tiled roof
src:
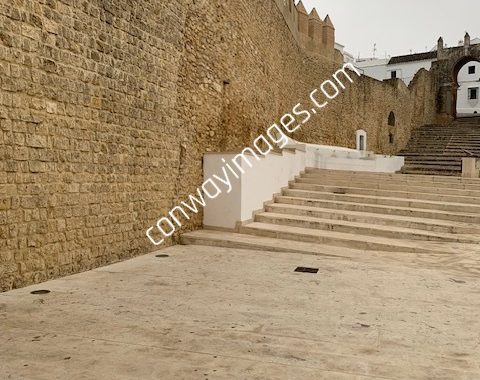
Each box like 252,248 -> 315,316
388,51 -> 438,65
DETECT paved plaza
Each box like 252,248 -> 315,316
2,244 -> 480,379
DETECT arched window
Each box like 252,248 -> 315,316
388,112 -> 396,127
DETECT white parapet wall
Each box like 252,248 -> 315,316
203,140 -> 404,230
203,147 -> 306,230
297,143 -> 405,173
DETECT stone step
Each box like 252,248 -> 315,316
301,174 -> 480,190
400,167 -> 462,177
275,195 -> 480,224
406,139 -> 480,141
254,212 -> 478,243
296,176 -> 480,195
409,133 -> 480,136
289,183 -> 480,205
402,121 -> 480,177
403,147 -> 480,151
403,162 -> 462,167
265,203 -> 480,234
239,222 -> 460,254
303,169 -> 480,184
402,148 -> 480,152
401,164 -> 461,171
402,147 -> 480,151
400,162 -> 462,168
412,130 -> 480,132
180,229 -> 472,258
410,132 -> 480,134
180,229 -> 370,258
400,168 -> 460,176
405,157 -> 463,162
400,152 -> 480,157
406,136 -> 480,138
282,188 -> 480,214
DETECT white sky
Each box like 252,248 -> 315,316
300,0 -> 480,58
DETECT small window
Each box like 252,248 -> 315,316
468,66 -> 476,75
389,133 -> 395,144
388,111 -> 396,126
390,71 -> 397,79
468,87 -> 479,100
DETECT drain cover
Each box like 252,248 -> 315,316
156,254 -> 170,258
295,267 -> 319,274
30,290 -> 50,295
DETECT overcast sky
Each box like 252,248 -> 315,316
300,0 -> 480,59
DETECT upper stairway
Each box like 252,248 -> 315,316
182,169 -> 480,257
399,117 -> 480,176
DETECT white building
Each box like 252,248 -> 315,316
386,51 -> 437,85
355,58 -> 389,81
457,61 -> 480,116
335,42 -> 355,64
356,37 -> 480,86
356,52 -> 437,85
354,35 -> 480,115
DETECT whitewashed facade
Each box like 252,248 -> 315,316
457,61 -> 480,116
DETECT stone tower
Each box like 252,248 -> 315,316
322,15 -> 335,53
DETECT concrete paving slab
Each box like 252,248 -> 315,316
1,245 -> 480,379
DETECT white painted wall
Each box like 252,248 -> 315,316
335,42 -> 355,64
203,140 -> 404,230
457,61 -> 480,116
387,59 -> 434,85
203,148 -> 306,230
355,58 -> 388,81
302,144 -> 404,174
356,57 -> 434,85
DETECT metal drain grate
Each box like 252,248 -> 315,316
295,267 -> 319,274
30,290 -> 50,295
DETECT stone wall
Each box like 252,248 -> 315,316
0,0 -> 436,291
0,0 -> 191,289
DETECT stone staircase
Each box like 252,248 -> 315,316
181,169 -> 480,256
399,117 -> 480,176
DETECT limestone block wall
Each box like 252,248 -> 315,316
0,0 -> 436,290
0,0 -> 190,289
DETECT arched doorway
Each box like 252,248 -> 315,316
453,57 -> 480,118
431,40 -> 480,121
